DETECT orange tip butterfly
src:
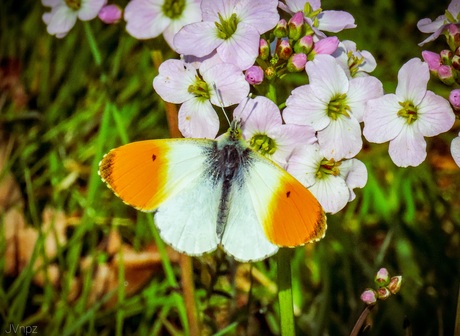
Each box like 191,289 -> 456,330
99,120 -> 326,262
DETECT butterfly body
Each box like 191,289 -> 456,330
99,121 -> 326,262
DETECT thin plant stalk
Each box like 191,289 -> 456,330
277,248 -> 295,336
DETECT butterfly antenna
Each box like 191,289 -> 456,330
213,83 -> 231,126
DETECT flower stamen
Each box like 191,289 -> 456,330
316,158 -> 341,179
215,13 -> 239,40
162,0 -> 186,19
327,93 -> 351,120
397,101 -> 418,124
65,0 -> 81,10
188,76 -> 210,100
250,134 -> 277,156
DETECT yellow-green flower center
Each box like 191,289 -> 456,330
188,76 -> 210,100
250,134 -> 277,156
397,101 -> 418,124
162,0 -> 186,19
347,51 -> 365,77
327,93 -> 351,120
65,0 -> 81,10
316,158 -> 341,179
215,13 -> 239,40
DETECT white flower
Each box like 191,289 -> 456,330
287,143 -> 367,214
283,55 -> 383,160
42,0 -> 107,38
124,0 -> 202,50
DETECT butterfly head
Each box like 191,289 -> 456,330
227,119 -> 244,141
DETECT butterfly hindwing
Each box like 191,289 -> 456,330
221,150 -> 326,260
99,139 -> 221,255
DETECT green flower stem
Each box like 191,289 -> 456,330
277,248 -> 295,336
267,81 -> 278,105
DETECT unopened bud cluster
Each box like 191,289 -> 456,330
421,23 -> 460,111
360,268 -> 402,306
250,10 -> 339,86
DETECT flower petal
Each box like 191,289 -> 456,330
317,114 -> 362,160
416,91 -> 455,136
174,22 -> 223,57
306,54 -> 349,102
153,59 -> 197,103
347,75 -> 383,122
309,175 -> 350,214
78,0 -> 107,21
45,5 -> 77,37
451,133 -> 460,167
234,0 -> 279,34
178,99 -> 220,138
417,16 -> 445,33
284,85 -> 330,130
395,58 -> 429,106
287,144 -> 322,188
216,22 -> 260,70
339,158 -> 367,201
316,10 -> 356,32
233,96 -> 281,133
363,94 -> 406,143
388,125 -> 427,167
204,63 -> 249,106
201,0 -> 238,22
124,0 -> 169,39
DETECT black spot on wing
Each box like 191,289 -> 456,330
286,191 -> 291,198
152,154 -> 157,161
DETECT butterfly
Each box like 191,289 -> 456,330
99,120 -> 326,262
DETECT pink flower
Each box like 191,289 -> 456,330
42,0 -> 107,38
173,0 -> 279,70
124,0 -> 202,50
287,143 -> 367,213
279,0 -> 356,38
233,96 -> 316,167
332,40 -> 377,78
98,4 -> 122,24
363,58 -> 456,167
451,133 -> 460,167
308,36 -> 339,60
417,0 -> 460,46
283,55 -> 383,160
153,58 -> 249,138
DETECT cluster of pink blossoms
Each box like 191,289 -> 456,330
41,0 -> 460,214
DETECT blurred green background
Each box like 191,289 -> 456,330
1,0 -> 459,335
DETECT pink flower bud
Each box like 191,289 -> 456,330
276,39 -> 293,60
440,49 -> 453,64
421,50 -> 441,73
360,289 -> 377,305
387,276 -> 402,295
287,53 -> 307,72
98,4 -> 122,24
259,38 -> 270,60
374,268 -> 390,287
245,66 -> 264,85
294,35 -> 314,54
274,19 -> 288,38
449,89 -> 460,110
438,65 -> 455,85
288,12 -> 305,40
